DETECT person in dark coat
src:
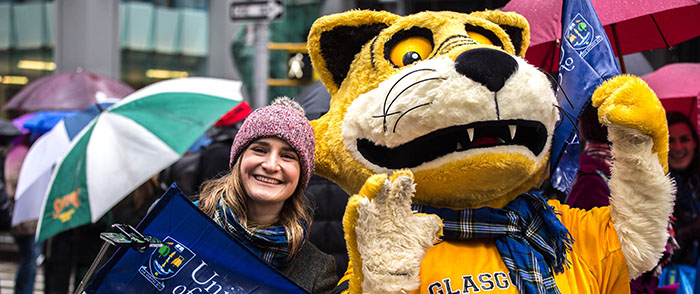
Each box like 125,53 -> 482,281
568,105 -> 676,293
296,81 -> 350,279
567,105 -> 612,210
197,98 -> 337,293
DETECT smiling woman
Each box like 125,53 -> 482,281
197,97 -> 337,294
665,111 -> 700,270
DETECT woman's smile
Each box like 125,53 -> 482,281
253,175 -> 283,185
240,137 -> 301,207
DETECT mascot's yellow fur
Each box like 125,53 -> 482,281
307,10 -> 674,294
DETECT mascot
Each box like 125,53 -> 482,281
306,10 -> 674,294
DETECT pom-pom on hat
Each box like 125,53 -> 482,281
229,97 -> 315,189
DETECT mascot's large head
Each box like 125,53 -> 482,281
308,10 -> 559,209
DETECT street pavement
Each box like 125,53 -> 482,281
0,260 -> 44,294
0,234 -> 44,294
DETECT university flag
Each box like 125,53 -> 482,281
85,184 -> 310,294
550,0 -> 621,192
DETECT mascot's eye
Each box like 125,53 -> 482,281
467,31 -> 493,45
389,36 -> 432,67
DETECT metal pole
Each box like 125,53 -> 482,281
55,0 -> 120,78
74,241 -> 111,294
610,23 -> 627,74
253,21 -> 270,109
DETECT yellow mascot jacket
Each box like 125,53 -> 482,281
340,200 -> 630,294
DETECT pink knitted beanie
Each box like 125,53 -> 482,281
229,97 -> 315,189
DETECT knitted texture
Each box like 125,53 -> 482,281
229,97 -> 315,189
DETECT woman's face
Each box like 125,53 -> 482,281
669,122 -> 697,171
240,137 -> 301,207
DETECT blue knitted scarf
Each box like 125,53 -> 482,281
412,190 -> 573,294
213,198 -> 293,268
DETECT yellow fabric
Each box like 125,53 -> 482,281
592,74 -> 669,172
339,200 -> 630,294
307,10 -> 661,294
307,10 -> 534,206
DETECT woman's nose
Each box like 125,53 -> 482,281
670,141 -> 681,150
261,154 -> 281,170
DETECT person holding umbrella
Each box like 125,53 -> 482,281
197,97 -> 337,294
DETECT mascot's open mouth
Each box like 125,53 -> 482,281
357,120 -> 547,169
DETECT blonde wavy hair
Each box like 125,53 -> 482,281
198,152 -> 312,260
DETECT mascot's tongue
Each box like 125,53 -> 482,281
470,137 -> 500,147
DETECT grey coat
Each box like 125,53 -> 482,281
279,241 -> 338,294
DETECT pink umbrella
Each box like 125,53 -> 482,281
641,62 -> 700,130
502,0 -> 700,73
3,70 -> 134,112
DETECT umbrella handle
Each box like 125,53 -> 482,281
610,23 -> 627,74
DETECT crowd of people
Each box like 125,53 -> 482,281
0,81 -> 350,294
1,82 -> 700,294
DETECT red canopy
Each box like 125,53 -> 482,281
503,0 -> 700,72
641,63 -> 700,131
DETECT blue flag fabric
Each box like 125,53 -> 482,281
550,0 -> 621,193
86,184 -> 310,294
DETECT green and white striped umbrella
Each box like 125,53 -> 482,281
36,77 -> 243,242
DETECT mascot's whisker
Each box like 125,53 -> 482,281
553,104 -> 580,134
540,69 -> 579,134
372,112 -> 401,118
382,68 -> 437,131
539,69 -> 574,109
384,77 -> 445,132
387,77 -> 446,112
392,102 -> 432,133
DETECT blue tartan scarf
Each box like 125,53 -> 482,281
412,190 -> 573,294
213,198 -> 293,268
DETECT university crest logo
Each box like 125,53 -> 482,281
565,13 -> 603,57
138,236 -> 195,290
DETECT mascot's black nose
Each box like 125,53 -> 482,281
454,48 -> 518,92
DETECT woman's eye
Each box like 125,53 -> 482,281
251,147 -> 266,153
389,36 -> 432,67
282,153 -> 298,160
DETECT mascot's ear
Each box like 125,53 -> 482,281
470,10 -> 530,58
307,10 -> 400,95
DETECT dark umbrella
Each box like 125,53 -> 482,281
3,70 -> 134,112
503,0 -> 700,73
0,119 -> 22,146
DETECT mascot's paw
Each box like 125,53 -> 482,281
592,74 -> 669,172
343,169 -> 442,294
